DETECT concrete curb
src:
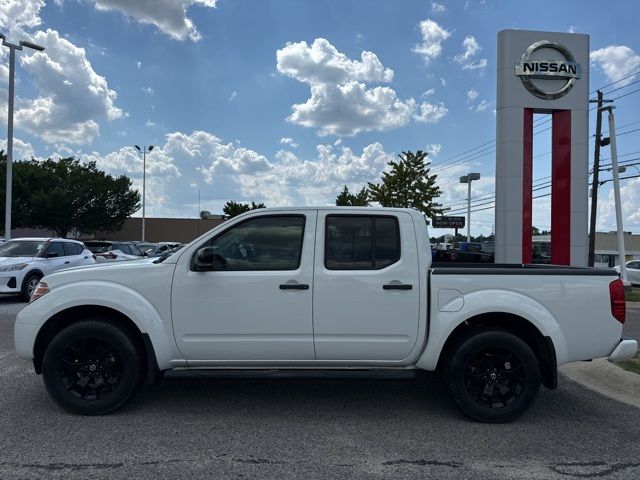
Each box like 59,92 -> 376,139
559,358 -> 640,408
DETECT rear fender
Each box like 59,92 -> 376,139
417,289 -> 568,370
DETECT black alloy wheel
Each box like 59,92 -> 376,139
59,337 -> 123,401
442,329 -> 541,423
463,347 -> 525,409
42,319 -> 144,415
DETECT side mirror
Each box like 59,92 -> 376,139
45,252 -> 59,258
193,247 -> 226,271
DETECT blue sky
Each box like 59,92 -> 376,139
1,0 -> 639,235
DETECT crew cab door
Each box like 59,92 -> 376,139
313,212 -> 420,361
172,212 -> 316,362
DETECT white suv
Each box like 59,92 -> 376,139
0,238 -> 95,301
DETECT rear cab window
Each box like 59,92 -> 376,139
325,215 -> 400,270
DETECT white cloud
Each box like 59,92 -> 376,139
413,19 -> 450,63
421,88 -> 436,97
568,26 -> 577,33
414,102 -> 448,123
137,61 -> 142,69
85,145 -> 181,177
142,86 -> 154,95
598,178 -> 640,230
466,88 -> 490,112
90,130 -> 401,215
277,38 -> 394,85
426,143 -> 441,157
145,119 -> 156,127
279,137 -> 299,148
81,0 -> 218,42
0,0 -> 45,41
591,45 -> 640,86
10,29 -> 123,145
227,90 -> 238,102
454,36 -> 481,63
0,137 -> 35,160
440,77 -> 447,87
475,99 -> 489,112
430,2 -> 446,13
454,35 -> 487,73
278,38 -> 444,136
462,59 -> 488,71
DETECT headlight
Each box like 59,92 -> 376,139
30,282 -> 49,303
0,263 -> 28,272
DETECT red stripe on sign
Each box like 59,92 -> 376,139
522,108 -> 533,264
551,110 -> 571,265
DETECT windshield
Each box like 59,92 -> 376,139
0,240 -> 46,257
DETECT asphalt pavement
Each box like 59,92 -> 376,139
1,296 -> 640,480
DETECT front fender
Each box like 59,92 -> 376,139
415,289 -> 568,370
15,280 -> 183,370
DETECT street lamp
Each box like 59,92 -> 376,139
0,34 -> 44,240
134,145 -> 154,241
459,173 -> 481,242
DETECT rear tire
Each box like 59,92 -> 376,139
42,320 -> 144,415
20,273 -> 41,302
442,330 -> 541,423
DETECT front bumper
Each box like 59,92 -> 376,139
14,323 -> 40,360
608,339 -> 638,363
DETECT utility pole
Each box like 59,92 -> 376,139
587,90 -> 603,267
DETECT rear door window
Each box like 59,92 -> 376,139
325,215 -> 400,270
63,242 -> 81,256
43,241 -> 66,258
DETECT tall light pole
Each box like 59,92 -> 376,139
191,183 -> 201,236
459,173 -> 480,242
134,145 -> 154,241
0,34 -> 44,240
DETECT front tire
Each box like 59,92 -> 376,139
20,272 -> 42,302
442,330 -> 541,423
42,320 -> 144,415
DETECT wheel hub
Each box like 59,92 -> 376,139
59,337 -> 123,401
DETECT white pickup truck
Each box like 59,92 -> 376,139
14,207 -> 637,422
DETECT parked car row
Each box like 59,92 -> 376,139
0,237 -> 184,300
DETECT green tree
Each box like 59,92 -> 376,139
335,185 -> 369,206
0,153 -> 141,237
367,150 -> 446,218
222,200 -> 266,218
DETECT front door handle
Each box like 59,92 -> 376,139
279,284 -> 309,290
383,284 -> 413,290
64,261 -> 70,264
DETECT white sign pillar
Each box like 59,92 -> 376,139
495,30 -> 589,266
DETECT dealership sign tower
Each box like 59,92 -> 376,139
495,30 -> 589,266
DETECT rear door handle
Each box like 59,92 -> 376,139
64,261 -> 70,264
383,284 -> 413,290
279,284 -> 309,290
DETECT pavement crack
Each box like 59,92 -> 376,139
0,461 -> 123,472
550,461 -> 640,478
232,458 -> 285,465
382,459 -> 461,468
